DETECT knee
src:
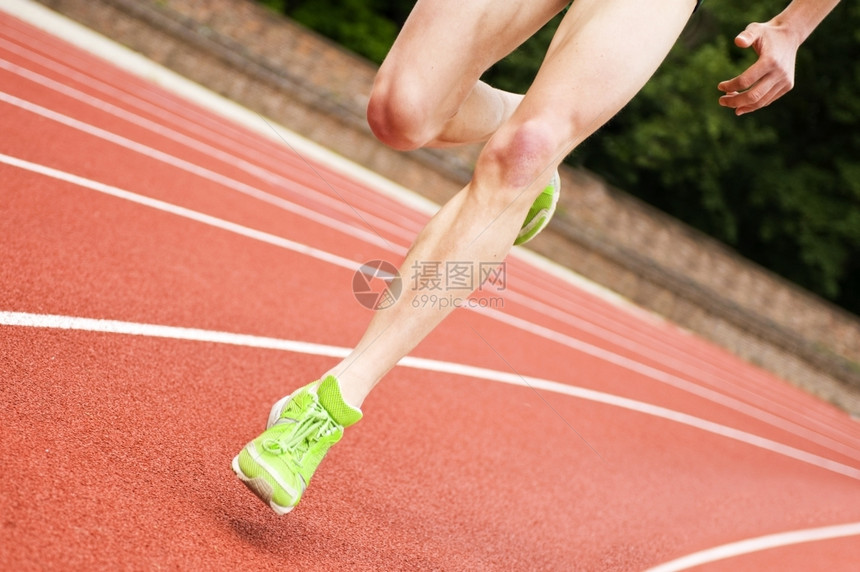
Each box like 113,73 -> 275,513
367,75 -> 436,151
473,118 -> 559,203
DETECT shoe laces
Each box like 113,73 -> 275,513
263,399 -> 339,460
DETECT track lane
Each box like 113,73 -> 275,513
5,119 -> 852,460
0,26 -> 431,234
5,40 -> 852,452
3,48 -> 856,452
4,157 -> 857,470
1,5 -> 859,570
3,78 -> 856,454
3,81 -> 852,456
3,327 -> 860,571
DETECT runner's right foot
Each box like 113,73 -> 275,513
232,376 -> 362,514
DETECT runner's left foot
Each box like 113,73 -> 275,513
515,170 -> 561,246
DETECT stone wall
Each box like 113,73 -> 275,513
33,0 -> 860,414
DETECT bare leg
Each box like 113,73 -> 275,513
335,0 -> 698,408
367,0 -> 569,150
425,81 -> 524,148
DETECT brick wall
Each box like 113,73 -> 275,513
33,0 -> 860,414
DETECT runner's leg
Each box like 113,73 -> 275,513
367,0 -> 569,150
334,0 -> 699,408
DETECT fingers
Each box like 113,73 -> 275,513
717,22 -> 797,116
734,33 -> 753,49
718,23 -> 766,94
717,58 -> 766,95
718,74 -> 791,115
733,22 -> 763,49
718,60 -> 794,115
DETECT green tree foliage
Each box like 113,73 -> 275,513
580,0 -> 859,314
262,0 -> 410,64
256,0 -> 859,315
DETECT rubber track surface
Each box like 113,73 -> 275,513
1,10 -> 859,571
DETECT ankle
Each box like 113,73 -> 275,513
322,370 -> 370,410
317,375 -> 363,427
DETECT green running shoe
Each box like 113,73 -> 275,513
515,171 -> 561,246
232,376 -> 362,514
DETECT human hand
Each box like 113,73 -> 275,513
717,21 -> 801,116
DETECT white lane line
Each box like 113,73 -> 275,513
0,31 -> 294,169
0,311 -> 350,358
0,152 -> 357,272
473,305 -> 860,460
497,285 -> 860,449
4,7 -> 841,445
0,90 -> 405,253
2,309 -> 859,481
3,151 -> 857,461
646,521 -> 860,571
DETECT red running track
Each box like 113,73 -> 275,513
1,6 -> 859,571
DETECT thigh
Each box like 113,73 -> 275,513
509,0 -> 698,157
376,0 -> 569,124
